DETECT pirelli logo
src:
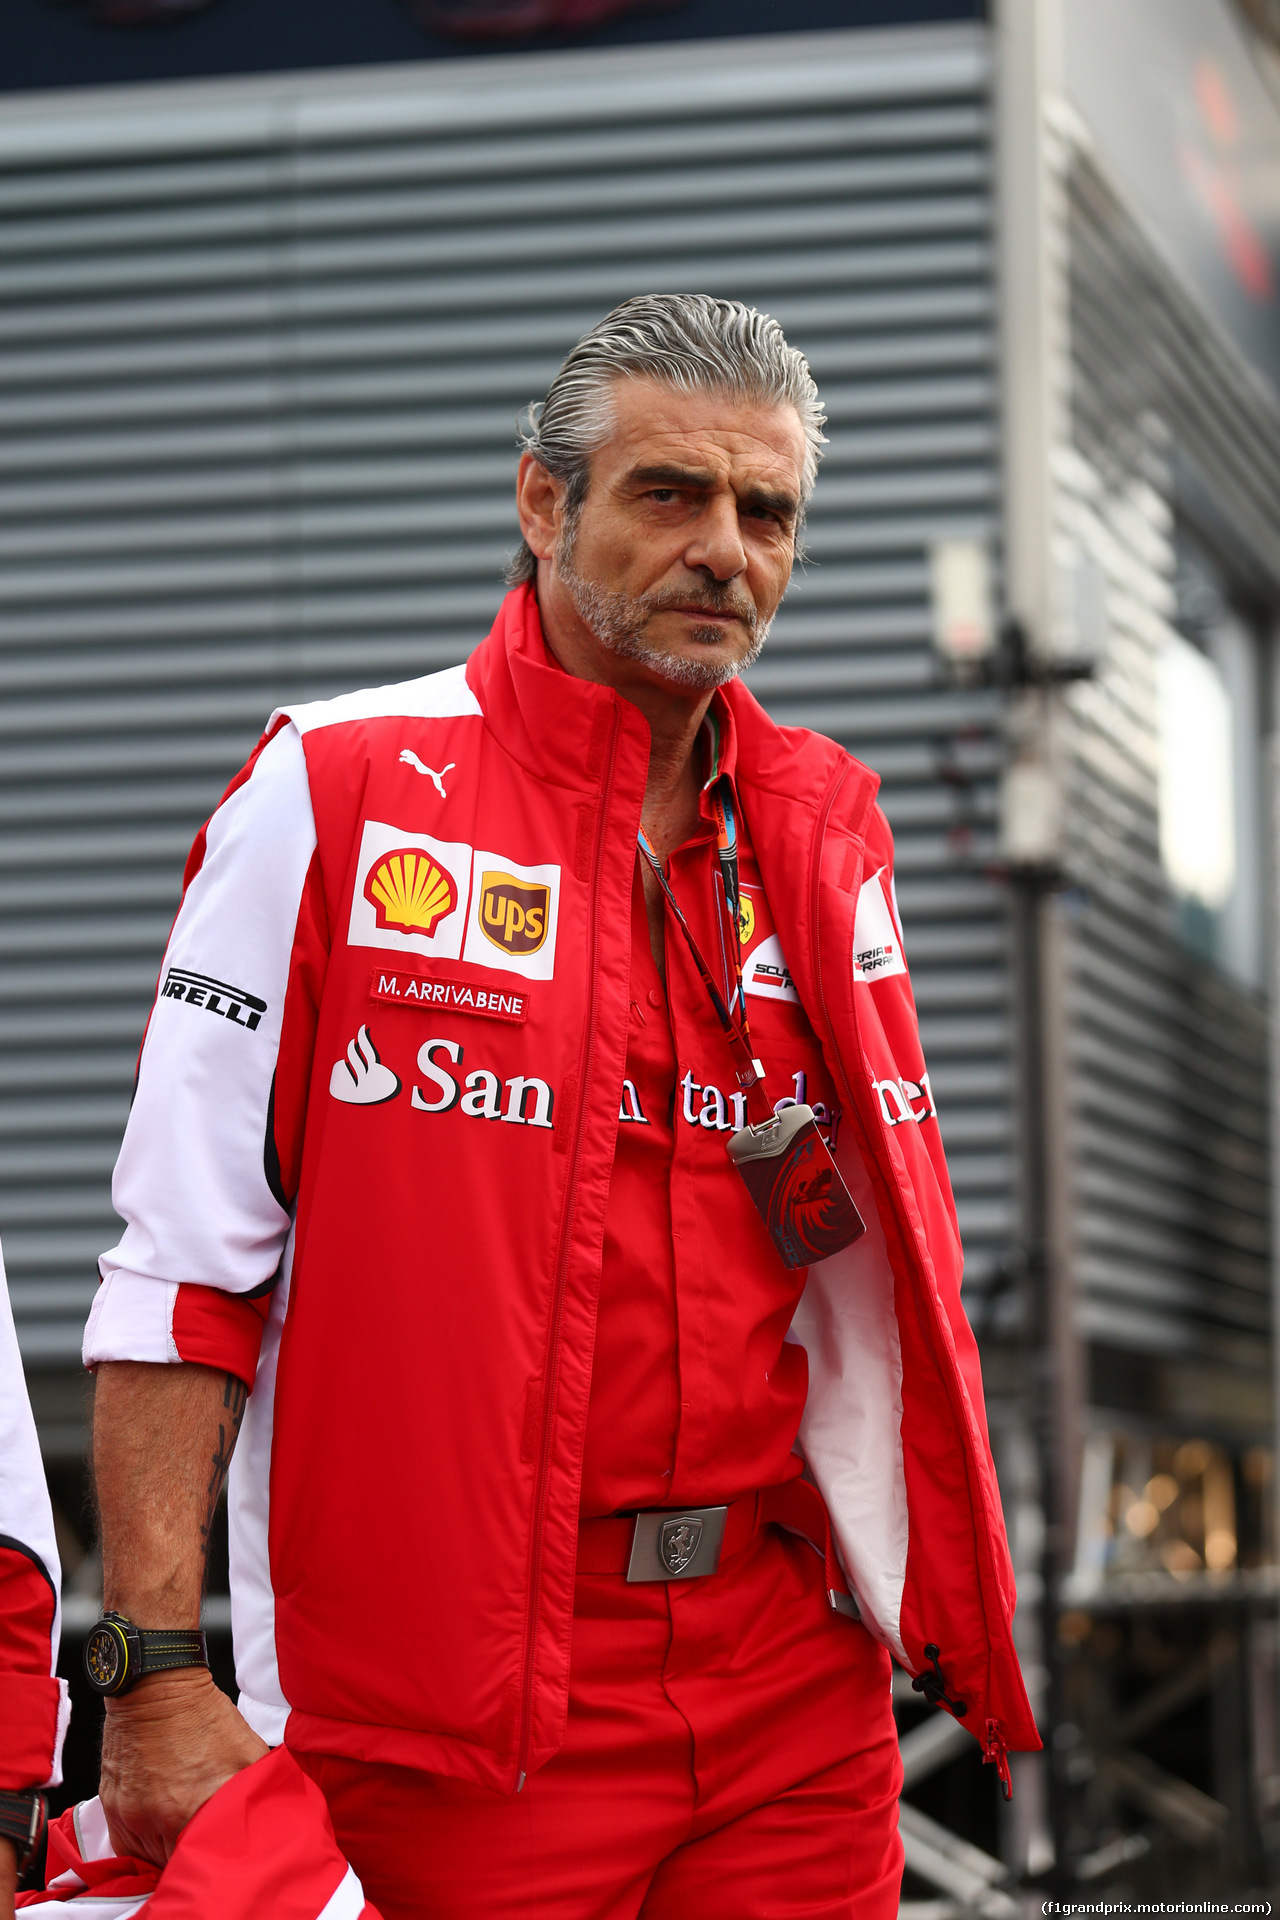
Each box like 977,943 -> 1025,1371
161,967 -> 266,1032
370,969 -> 528,1025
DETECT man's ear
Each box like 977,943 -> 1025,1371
516,454 -> 563,562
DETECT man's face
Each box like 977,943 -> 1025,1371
540,377 -> 807,692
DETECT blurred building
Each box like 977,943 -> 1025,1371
0,0 -> 1277,1902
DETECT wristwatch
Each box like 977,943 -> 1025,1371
83,1612 -> 210,1697
0,1788 -> 46,1875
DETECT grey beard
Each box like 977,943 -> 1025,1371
558,542 -> 770,692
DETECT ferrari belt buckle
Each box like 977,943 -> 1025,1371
626,1505 -> 729,1583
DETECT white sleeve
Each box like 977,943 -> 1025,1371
0,1242 -> 69,1785
85,725 -> 318,1368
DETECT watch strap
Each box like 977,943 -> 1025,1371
85,1614 -> 210,1695
0,1788 -> 46,1873
135,1627 -> 209,1679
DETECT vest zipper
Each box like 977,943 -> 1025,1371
806,774 -> 1014,1780
984,1719 -> 1013,1800
514,701 -> 621,1791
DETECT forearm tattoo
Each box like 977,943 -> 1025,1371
199,1373 -> 248,1559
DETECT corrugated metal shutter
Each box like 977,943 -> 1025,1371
0,27 -> 1007,1413
1058,142 -> 1277,1409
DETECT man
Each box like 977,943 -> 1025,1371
1,1242 -> 69,1917
86,295 -> 1037,1917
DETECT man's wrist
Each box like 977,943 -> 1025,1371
101,1581 -> 201,1631
103,1665 -> 217,1715
0,1791 -> 45,1878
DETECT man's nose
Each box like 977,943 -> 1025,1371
683,495 -> 748,581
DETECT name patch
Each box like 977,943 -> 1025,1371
370,969 -> 529,1025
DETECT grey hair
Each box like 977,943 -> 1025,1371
506,293 -> 826,587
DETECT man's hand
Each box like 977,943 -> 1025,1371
0,1834 -> 16,1920
99,1668 -> 267,1866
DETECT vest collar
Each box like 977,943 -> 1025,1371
465,584 -> 644,797
465,584 -> 880,841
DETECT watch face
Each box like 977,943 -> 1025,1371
85,1623 -> 126,1693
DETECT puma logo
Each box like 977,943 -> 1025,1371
399,750 -> 455,797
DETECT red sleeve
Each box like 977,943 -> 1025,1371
170,1286 -> 272,1390
0,1543 -> 59,1790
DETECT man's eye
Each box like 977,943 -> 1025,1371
649,489 -> 677,504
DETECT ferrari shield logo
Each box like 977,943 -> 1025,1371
659,1516 -> 703,1575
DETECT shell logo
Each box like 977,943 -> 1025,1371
364,847 -> 458,937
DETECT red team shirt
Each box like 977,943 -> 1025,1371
581,699 -> 841,1519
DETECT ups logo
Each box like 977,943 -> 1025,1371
479,871 -> 550,956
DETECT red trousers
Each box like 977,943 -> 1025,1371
297,1526 -> 904,1919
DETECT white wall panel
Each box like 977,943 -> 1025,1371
0,27 -> 1009,1391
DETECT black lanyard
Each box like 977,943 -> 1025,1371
636,776 -> 773,1127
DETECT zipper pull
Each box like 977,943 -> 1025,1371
910,1643 -> 968,1717
983,1719 -> 1012,1802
